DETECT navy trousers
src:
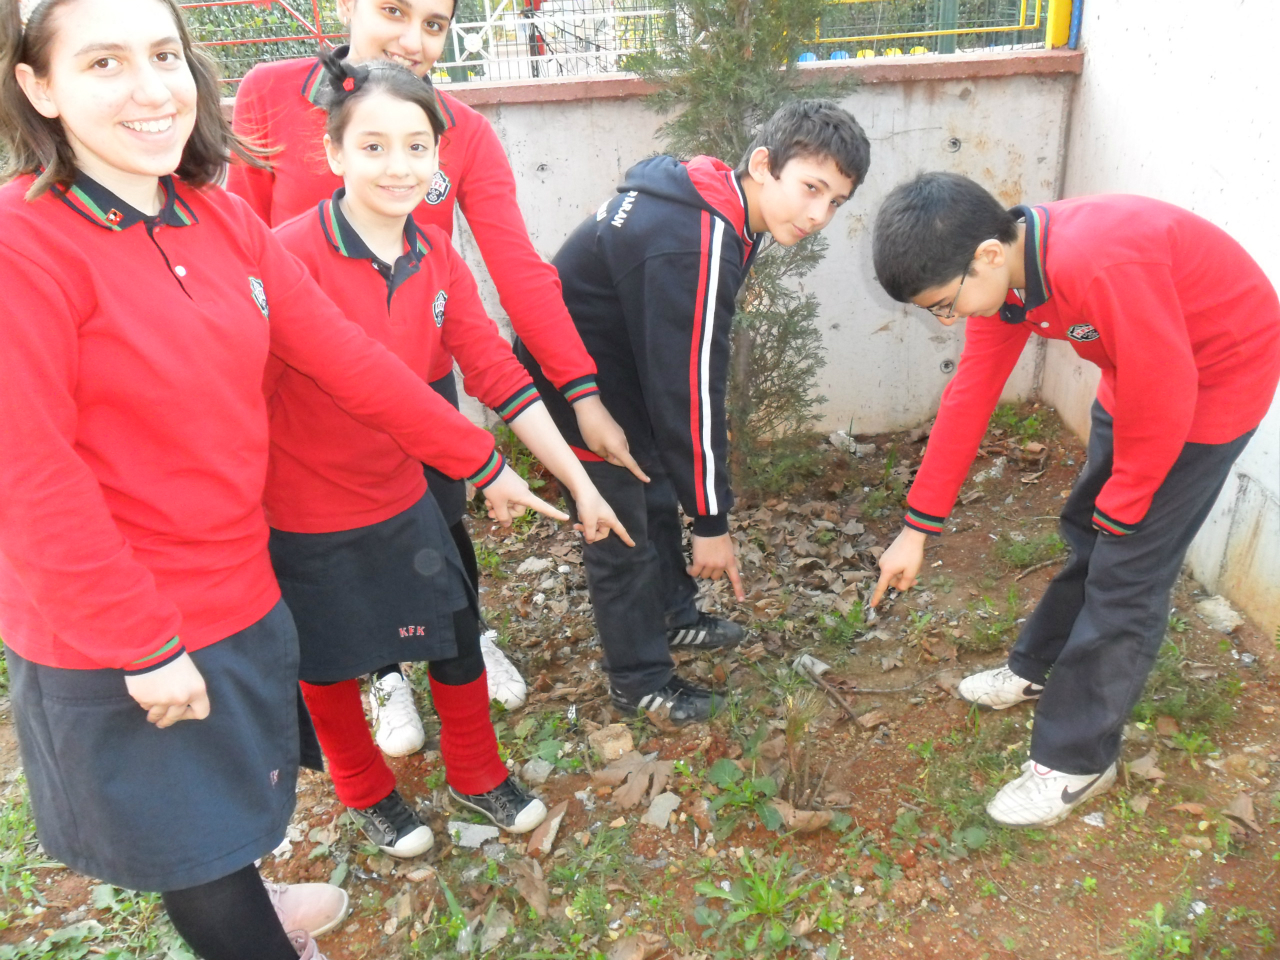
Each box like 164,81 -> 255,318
564,458 -> 701,698
1008,402 -> 1254,774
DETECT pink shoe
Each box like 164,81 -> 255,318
265,881 -> 349,938
289,931 -> 328,960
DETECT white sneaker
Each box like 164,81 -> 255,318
986,760 -> 1117,827
958,665 -> 1044,710
368,672 -> 426,757
264,881 -> 349,938
481,630 -> 527,709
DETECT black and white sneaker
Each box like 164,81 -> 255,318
611,675 -> 723,725
449,777 -> 547,834
350,789 -> 434,858
666,613 -> 746,650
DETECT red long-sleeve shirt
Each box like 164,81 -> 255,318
0,173 -> 501,671
906,196 -> 1280,537
266,194 -> 538,533
227,52 -> 598,401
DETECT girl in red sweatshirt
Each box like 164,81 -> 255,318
0,0 -> 562,958
265,54 -> 630,859
228,0 -> 648,728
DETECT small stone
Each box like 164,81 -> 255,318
521,757 -> 556,786
449,821 -> 501,848
1194,595 -> 1244,633
516,557 -> 552,576
689,796 -> 714,832
1180,835 -> 1213,852
641,792 -> 681,829
527,800 -> 568,857
588,724 -> 634,763
1129,795 -> 1151,816
482,841 -> 507,861
1082,811 -> 1106,828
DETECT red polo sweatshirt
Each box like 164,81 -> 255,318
227,51 -> 599,403
266,193 -> 538,533
0,173 -> 502,672
905,196 -> 1280,537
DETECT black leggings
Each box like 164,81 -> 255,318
163,863 -> 295,960
375,518 -> 483,686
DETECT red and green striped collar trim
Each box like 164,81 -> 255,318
56,173 -> 197,232
318,190 -> 430,264
1011,203 -> 1052,311
303,47 -> 456,131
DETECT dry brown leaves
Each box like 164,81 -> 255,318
593,751 -> 676,809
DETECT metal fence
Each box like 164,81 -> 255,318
182,0 -> 1068,86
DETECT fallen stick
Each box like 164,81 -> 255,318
805,670 -> 860,721
1014,557 -> 1066,581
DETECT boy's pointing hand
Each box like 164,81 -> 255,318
688,533 -> 746,601
870,527 -> 929,607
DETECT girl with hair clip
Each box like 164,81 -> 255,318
266,52 -> 631,859
0,0 -> 573,956
228,0 -> 650,740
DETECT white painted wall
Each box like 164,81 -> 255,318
450,71 -> 1076,434
1044,0 -> 1280,634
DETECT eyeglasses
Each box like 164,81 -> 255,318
927,265 -> 970,319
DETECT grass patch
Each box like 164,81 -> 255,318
907,710 -> 1027,846
1130,639 -> 1239,733
962,588 -> 1022,654
992,531 -> 1066,570
990,403 -> 1050,443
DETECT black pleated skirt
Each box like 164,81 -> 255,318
7,600 -> 302,892
268,490 -> 473,684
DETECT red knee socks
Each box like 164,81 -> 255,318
429,673 -> 508,795
299,679 -> 396,810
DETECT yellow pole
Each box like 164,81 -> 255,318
1045,0 -> 1072,49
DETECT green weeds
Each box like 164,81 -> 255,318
693,851 -> 823,958
963,588 -> 1022,653
993,531 -> 1066,570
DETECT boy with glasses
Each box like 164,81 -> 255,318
869,172 -> 1280,828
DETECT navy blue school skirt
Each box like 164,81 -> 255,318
6,600 -> 302,892
422,372 -> 467,527
268,489 -> 473,684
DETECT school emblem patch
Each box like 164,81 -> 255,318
425,170 -> 451,205
1068,323 -> 1100,342
248,276 -> 268,318
432,290 -> 447,327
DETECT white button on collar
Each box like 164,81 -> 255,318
1040,321 -> 1050,328
174,265 -> 187,277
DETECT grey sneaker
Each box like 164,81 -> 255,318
611,675 -> 724,725
667,613 -> 745,649
449,776 -> 547,834
350,789 -> 434,858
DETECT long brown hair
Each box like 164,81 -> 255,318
0,0 -> 266,199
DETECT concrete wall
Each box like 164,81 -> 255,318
442,52 -> 1080,433
1044,0 -> 1280,634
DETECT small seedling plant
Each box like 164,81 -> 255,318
706,758 -> 780,842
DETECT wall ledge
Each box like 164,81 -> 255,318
221,49 -> 1081,112
443,48 -> 1083,107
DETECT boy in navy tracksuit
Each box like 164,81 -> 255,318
870,172 -> 1280,828
520,100 -> 870,725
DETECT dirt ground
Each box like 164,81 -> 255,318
2,403 -> 1278,960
